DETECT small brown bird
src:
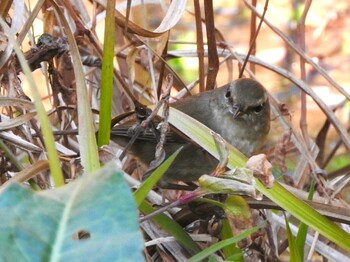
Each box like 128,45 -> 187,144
111,78 -> 270,188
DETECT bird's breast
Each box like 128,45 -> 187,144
211,114 -> 265,157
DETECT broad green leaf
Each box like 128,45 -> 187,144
0,163 -> 143,262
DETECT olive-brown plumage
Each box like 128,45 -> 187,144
111,78 -> 270,187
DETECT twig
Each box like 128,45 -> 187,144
239,0 -> 269,78
193,0 -> 205,92
203,0 -> 219,90
297,0 -> 313,188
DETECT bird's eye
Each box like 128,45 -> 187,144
253,104 -> 264,113
225,90 -> 231,98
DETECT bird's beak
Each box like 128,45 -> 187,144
231,104 -> 241,118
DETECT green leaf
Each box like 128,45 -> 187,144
220,196 -> 250,261
139,200 -> 201,255
0,163 -> 144,262
220,219 -> 243,262
224,195 -> 251,219
285,214 -> 301,262
98,0 -> 116,146
188,225 -> 264,262
295,180 -> 315,259
134,147 -> 182,206
259,182 -> 350,251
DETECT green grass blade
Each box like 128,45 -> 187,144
187,224 -> 264,262
133,147 -> 182,206
258,182 -> 350,251
98,0 -> 116,146
295,180 -> 315,259
285,214 -> 302,262
220,219 -> 244,261
0,18 -> 64,187
139,200 -> 201,255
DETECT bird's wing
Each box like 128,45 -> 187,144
110,116 -> 191,145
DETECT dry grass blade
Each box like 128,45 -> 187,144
49,0 -> 100,172
95,0 -> 186,37
0,112 -> 36,130
17,0 -> 46,45
0,0 -> 12,17
0,160 -> 49,193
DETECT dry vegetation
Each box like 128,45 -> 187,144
1,0 -> 350,261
